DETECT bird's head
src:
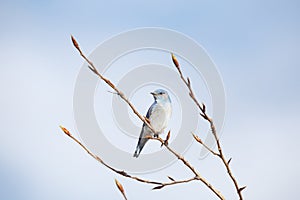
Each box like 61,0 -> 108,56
150,89 -> 171,102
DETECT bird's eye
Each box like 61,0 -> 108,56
159,92 -> 163,95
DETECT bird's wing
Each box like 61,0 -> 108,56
141,101 -> 157,130
134,103 -> 156,157
145,101 -> 156,119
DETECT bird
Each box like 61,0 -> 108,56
133,89 -> 172,158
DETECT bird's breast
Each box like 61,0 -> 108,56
149,102 -> 172,133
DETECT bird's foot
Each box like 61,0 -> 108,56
154,134 -> 159,138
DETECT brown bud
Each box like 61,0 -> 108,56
192,133 -> 202,144
59,125 -> 71,136
115,179 -> 125,194
71,35 -> 80,50
171,53 -> 180,69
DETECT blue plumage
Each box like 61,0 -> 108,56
133,89 -> 172,157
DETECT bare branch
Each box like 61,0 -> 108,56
59,126 -> 200,190
152,177 -> 197,190
192,133 -> 219,156
171,53 -> 245,200
69,36 -> 226,200
148,135 -> 225,199
70,35 -> 155,134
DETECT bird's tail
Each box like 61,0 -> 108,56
133,136 -> 149,158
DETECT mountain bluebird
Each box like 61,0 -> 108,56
133,89 -> 172,157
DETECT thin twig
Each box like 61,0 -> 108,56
70,35 -> 225,200
60,126 -> 197,189
148,135 -> 225,199
192,133 -> 219,156
171,53 -> 246,200
71,35 -> 154,134
115,179 -> 128,200
152,177 -> 197,190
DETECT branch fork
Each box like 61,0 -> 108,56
60,36 -> 246,200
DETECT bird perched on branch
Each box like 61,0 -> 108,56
133,89 -> 172,157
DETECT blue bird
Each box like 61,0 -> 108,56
133,89 -> 172,157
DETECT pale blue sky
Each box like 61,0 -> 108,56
0,0 -> 299,199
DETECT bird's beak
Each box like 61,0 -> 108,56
150,92 -> 155,96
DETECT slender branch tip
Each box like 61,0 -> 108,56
115,179 -> 128,200
192,133 -> 202,143
115,179 -> 125,193
152,185 -> 164,190
239,186 -> 247,192
59,125 -> 71,136
70,35 -> 80,50
167,176 -> 175,182
227,158 -> 232,165
171,53 -> 180,69
164,130 -> 171,146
